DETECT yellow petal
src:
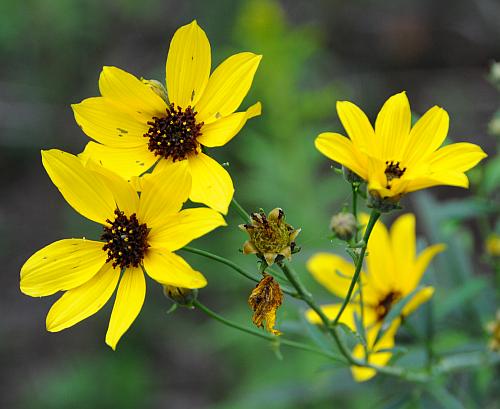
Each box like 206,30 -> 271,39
406,243 -> 446,291
46,262 -> 119,332
405,172 -> 469,192
42,149 -> 115,224
305,303 -> 358,330
166,20 -> 211,107
21,239 -> 106,297
143,248 -> 207,288
138,159 -> 191,227
105,266 -> 145,350
404,106 -> 449,166
402,286 -> 434,317
390,213 -> 415,289
82,141 -> 157,180
336,100 -> 377,156
365,216 -> 396,292
374,91 -> 411,160
197,102 -> 261,147
188,152 -> 234,214
429,142 -> 487,173
195,52 -> 262,124
315,132 -> 368,179
306,253 -> 356,299
72,97 -> 150,148
148,207 -> 226,251
84,159 -> 139,216
98,66 -> 167,116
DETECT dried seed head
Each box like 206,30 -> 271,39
248,274 -> 283,335
240,208 -> 300,266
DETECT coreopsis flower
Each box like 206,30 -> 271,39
315,92 -> 487,202
240,208 -> 301,266
20,150 -> 225,349
306,213 -> 445,381
248,274 -> 283,335
72,20 -> 262,214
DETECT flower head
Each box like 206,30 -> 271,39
486,309 -> 500,352
20,150 -> 225,349
72,20 -> 262,214
315,92 -> 487,201
240,208 -> 301,266
248,274 -> 283,335
306,213 -> 445,381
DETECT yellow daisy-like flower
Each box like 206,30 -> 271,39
306,213 -> 445,381
315,92 -> 487,201
20,150 -> 226,349
72,20 -> 262,214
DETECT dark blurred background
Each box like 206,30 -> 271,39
1,0 -> 499,408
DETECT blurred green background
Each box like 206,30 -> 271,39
1,0 -> 499,408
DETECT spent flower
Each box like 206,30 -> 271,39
248,274 -> 283,335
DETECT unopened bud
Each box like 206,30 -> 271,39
330,212 -> 357,241
163,285 -> 198,306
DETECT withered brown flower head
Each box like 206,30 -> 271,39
239,208 -> 301,266
248,274 -> 283,335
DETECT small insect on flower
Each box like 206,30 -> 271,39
72,20 -> 262,215
20,150 -> 226,349
315,92 -> 487,208
239,208 -> 301,266
248,274 -> 283,335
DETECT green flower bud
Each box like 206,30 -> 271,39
330,212 -> 357,241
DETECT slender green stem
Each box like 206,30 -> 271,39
358,274 -> 368,358
278,262 -> 357,365
351,183 -> 359,241
181,246 -> 297,296
334,210 -> 380,324
425,299 -> 435,369
231,198 -> 251,223
192,299 -> 345,362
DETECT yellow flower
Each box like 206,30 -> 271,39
72,20 -> 262,214
486,234 -> 500,257
315,92 -> 487,200
306,213 -> 445,381
20,150 -> 226,349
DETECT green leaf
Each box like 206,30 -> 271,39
426,385 -> 466,409
434,278 -> 487,321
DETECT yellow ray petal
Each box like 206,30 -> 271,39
72,97 -> 150,148
305,303 -> 358,330
364,216 -> 396,292
375,92 -> 411,160
143,248 -> 207,288
315,132 -> 368,179
98,66 -> 167,116
84,159 -> 139,216
429,142 -> 487,173
46,262 -> 120,332
197,102 -> 261,147
406,243 -> 446,291
195,52 -> 262,124
390,214 -> 415,290
402,286 -> 434,317
148,207 -> 226,251
166,20 -> 211,108
81,141 -> 157,180
306,253 -> 356,299
42,149 -> 115,224
105,266 -> 145,350
21,239 -> 106,297
336,100 -> 377,156
404,106 -> 449,167
188,152 -> 234,214
138,159 -> 191,227
405,171 -> 469,192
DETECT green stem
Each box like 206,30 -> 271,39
334,210 -> 380,324
192,299 -> 345,362
181,246 -> 297,297
231,198 -> 251,223
352,183 -> 359,241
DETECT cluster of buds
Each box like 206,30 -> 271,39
239,208 -> 301,266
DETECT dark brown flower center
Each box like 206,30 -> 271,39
374,290 -> 402,321
101,210 -> 150,269
144,103 -> 203,162
384,161 -> 407,189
